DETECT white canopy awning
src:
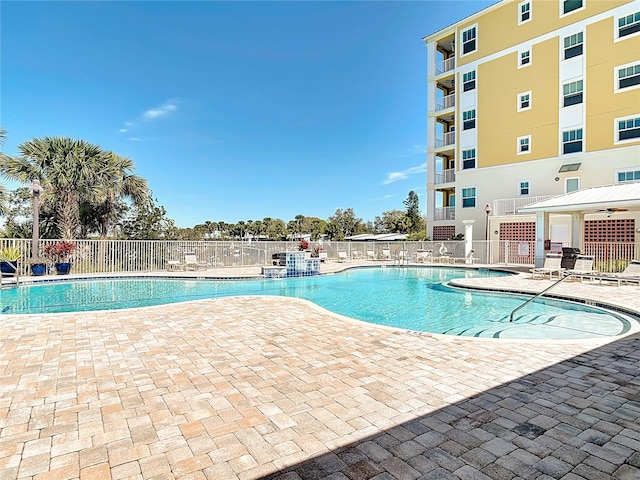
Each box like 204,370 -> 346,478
518,182 -> 640,214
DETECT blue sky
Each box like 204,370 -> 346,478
1,1 -> 494,227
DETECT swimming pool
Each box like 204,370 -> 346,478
1,267 -> 637,339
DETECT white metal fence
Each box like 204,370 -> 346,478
1,238 -> 639,276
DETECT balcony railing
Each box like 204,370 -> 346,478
436,93 -> 456,112
435,57 -> 455,75
434,206 -> 455,220
435,93 -> 455,112
434,168 -> 455,184
435,131 -> 455,148
492,195 -> 555,216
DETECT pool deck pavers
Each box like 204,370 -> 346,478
1,261 -> 639,479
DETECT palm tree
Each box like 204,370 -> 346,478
0,136 -> 136,239
81,152 -> 148,238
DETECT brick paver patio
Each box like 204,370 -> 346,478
1,265 -> 639,479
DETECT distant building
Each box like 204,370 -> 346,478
423,0 -> 640,255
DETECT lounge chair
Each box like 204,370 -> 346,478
381,248 -> 391,261
564,255 -> 596,281
595,260 -> 640,286
395,250 -> 409,264
416,249 -> 433,263
366,249 -> 376,260
184,253 -> 208,271
530,253 -> 564,280
318,252 -> 328,262
165,260 -> 184,271
337,250 -> 349,262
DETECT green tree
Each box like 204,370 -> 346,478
375,209 -> 410,233
265,217 -> 286,240
118,194 -> 177,240
325,208 -> 364,240
403,190 -> 424,234
233,221 -> 247,240
0,188 -> 32,238
306,217 -> 327,240
202,221 -> 219,239
80,153 -> 148,238
216,221 -> 232,239
0,136 -> 125,239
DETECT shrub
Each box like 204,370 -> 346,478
44,241 -> 76,263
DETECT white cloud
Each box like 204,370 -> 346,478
117,102 -> 178,138
143,101 -> 177,120
382,163 -> 426,185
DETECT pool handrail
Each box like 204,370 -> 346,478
509,274 -> 572,322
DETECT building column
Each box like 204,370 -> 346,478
535,211 -> 550,267
570,213 -> 584,251
462,220 -> 475,260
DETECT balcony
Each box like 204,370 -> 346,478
436,57 -> 455,75
435,93 -> 455,112
492,196 -> 555,216
434,206 -> 455,221
435,131 -> 455,148
434,168 -> 455,184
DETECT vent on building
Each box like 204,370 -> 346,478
558,163 -> 581,172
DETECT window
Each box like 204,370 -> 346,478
563,32 -> 583,60
519,50 -> 531,67
617,169 -> 640,183
518,92 -> 531,111
517,135 -> 531,154
563,0 -> 583,15
562,128 -> 583,154
617,115 -> 640,142
617,63 -> 640,90
462,26 -> 477,55
461,187 -> 476,208
563,80 -> 583,107
565,177 -> 580,193
618,11 -> 640,38
462,109 -> 476,130
462,149 -> 476,169
462,71 -> 476,92
518,181 -> 530,196
519,1 -> 531,24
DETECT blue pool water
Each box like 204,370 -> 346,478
1,267 -> 636,339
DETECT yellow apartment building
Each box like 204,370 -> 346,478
424,0 -> 640,260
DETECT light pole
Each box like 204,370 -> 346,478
30,179 -> 42,262
484,204 -> 492,263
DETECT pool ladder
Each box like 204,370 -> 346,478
0,264 -> 20,290
509,274 -> 571,322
